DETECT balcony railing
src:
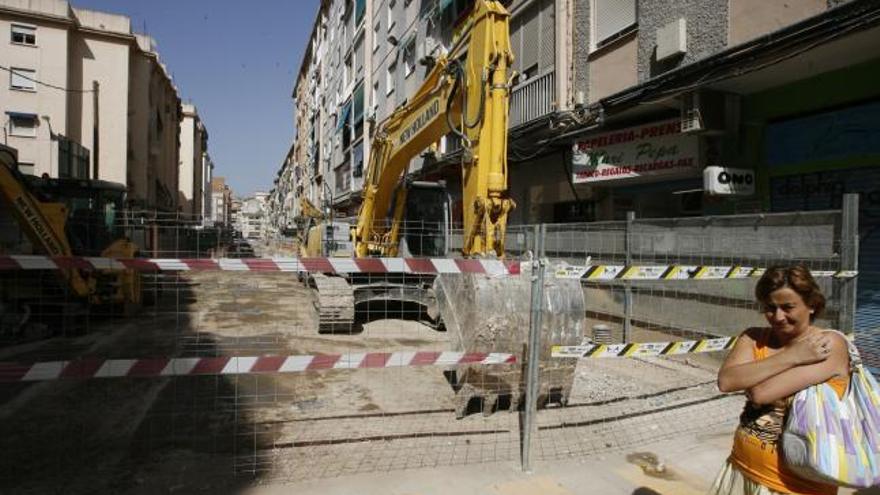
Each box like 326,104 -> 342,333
509,69 -> 555,128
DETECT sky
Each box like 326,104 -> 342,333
72,0 -> 320,197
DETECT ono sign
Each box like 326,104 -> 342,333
703,166 -> 755,195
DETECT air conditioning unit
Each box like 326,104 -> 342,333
680,90 -> 726,134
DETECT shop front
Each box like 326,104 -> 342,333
570,118 -> 705,220
766,105 -> 880,339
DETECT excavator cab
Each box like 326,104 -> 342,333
399,181 -> 450,258
24,175 -> 128,256
0,144 -> 141,322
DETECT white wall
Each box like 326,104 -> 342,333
178,105 -> 196,212
0,11 -> 69,176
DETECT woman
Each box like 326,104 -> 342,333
710,265 -> 850,495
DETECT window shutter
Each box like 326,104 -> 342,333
11,69 -> 34,89
540,0 -> 555,71
594,0 -> 636,46
519,4 -> 539,72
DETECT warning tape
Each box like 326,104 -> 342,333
0,256 -> 856,281
0,255 -> 520,275
554,264 -> 857,281
552,336 -> 738,359
0,351 -> 517,383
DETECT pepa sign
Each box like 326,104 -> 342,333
571,120 -> 700,184
703,166 -> 755,195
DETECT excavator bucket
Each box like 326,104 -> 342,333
433,266 -> 584,418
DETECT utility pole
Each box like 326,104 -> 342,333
92,80 -> 99,180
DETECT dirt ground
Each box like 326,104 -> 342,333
0,263 -> 747,494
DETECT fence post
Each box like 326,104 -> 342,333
839,194 -> 859,333
624,211 -> 635,344
151,222 -> 159,258
522,223 -> 546,472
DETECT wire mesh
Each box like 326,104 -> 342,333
0,267 -> 527,492
530,209 -> 863,464
0,209 -> 872,492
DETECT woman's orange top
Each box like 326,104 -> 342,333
729,328 -> 848,495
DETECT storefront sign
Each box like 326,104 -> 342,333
571,120 -> 700,184
704,166 -> 755,195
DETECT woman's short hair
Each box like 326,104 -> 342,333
755,265 -> 826,321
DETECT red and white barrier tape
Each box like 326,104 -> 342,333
0,255 -> 521,275
0,351 -> 517,383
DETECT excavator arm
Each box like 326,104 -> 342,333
298,196 -> 326,221
354,0 -> 515,258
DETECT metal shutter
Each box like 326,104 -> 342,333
10,68 -> 35,90
540,0 -> 555,70
519,3 -> 539,72
594,0 -> 636,46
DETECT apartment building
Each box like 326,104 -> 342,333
178,103 -> 209,218
209,176 -> 231,227
267,145 -> 298,235
128,34 -> 181,211
234,191 -> 268,241
283,0 -> 566,221
0,0 -> 183,212
201,152 -> 213,223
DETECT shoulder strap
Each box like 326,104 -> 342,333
822,329 -> 862,368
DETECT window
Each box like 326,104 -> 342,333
344,53 -> 352,90
17,162 -> 35,175
8,112 -> 38,137
591,0 -> 636,50
373,21 -> 380,53
386,60 -> 396,95
387,0 -> 396,32
11,24 -> 36,46
352,83 -> 364,137
10,68 -> 36,91
403,37 -> 416,78
372,80 -> 379,116
338,101 -> 353,150
352,141 -> 364,178
354,0 -> 365,27
510,0 -> 555,79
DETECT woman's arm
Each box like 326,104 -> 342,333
717,328 -> 833,393
746,332 -> 849,405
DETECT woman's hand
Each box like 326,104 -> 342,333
784,332 -> 834,366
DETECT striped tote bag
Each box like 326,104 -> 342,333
782,331 -> 880,488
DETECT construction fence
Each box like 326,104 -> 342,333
0,197 -> 872,493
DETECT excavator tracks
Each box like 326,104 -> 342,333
310,273 -> 356,333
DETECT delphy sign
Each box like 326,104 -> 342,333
571,120 -> 700,184
703,166 -> 756,195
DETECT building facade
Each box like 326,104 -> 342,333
234,192 -> 268,241
128,34 -> 181,211
279,0 -> 570,225
209,176 -> 231,227
0,0 -> 186,212
178,103 -> 208,218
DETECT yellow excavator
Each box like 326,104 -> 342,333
296,196 -> 352,258
304,1 -> 584,416
0,144 -> 141,332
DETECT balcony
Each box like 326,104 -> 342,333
509,69 -> 555,128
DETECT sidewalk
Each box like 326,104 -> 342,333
244,426 -> 735,495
